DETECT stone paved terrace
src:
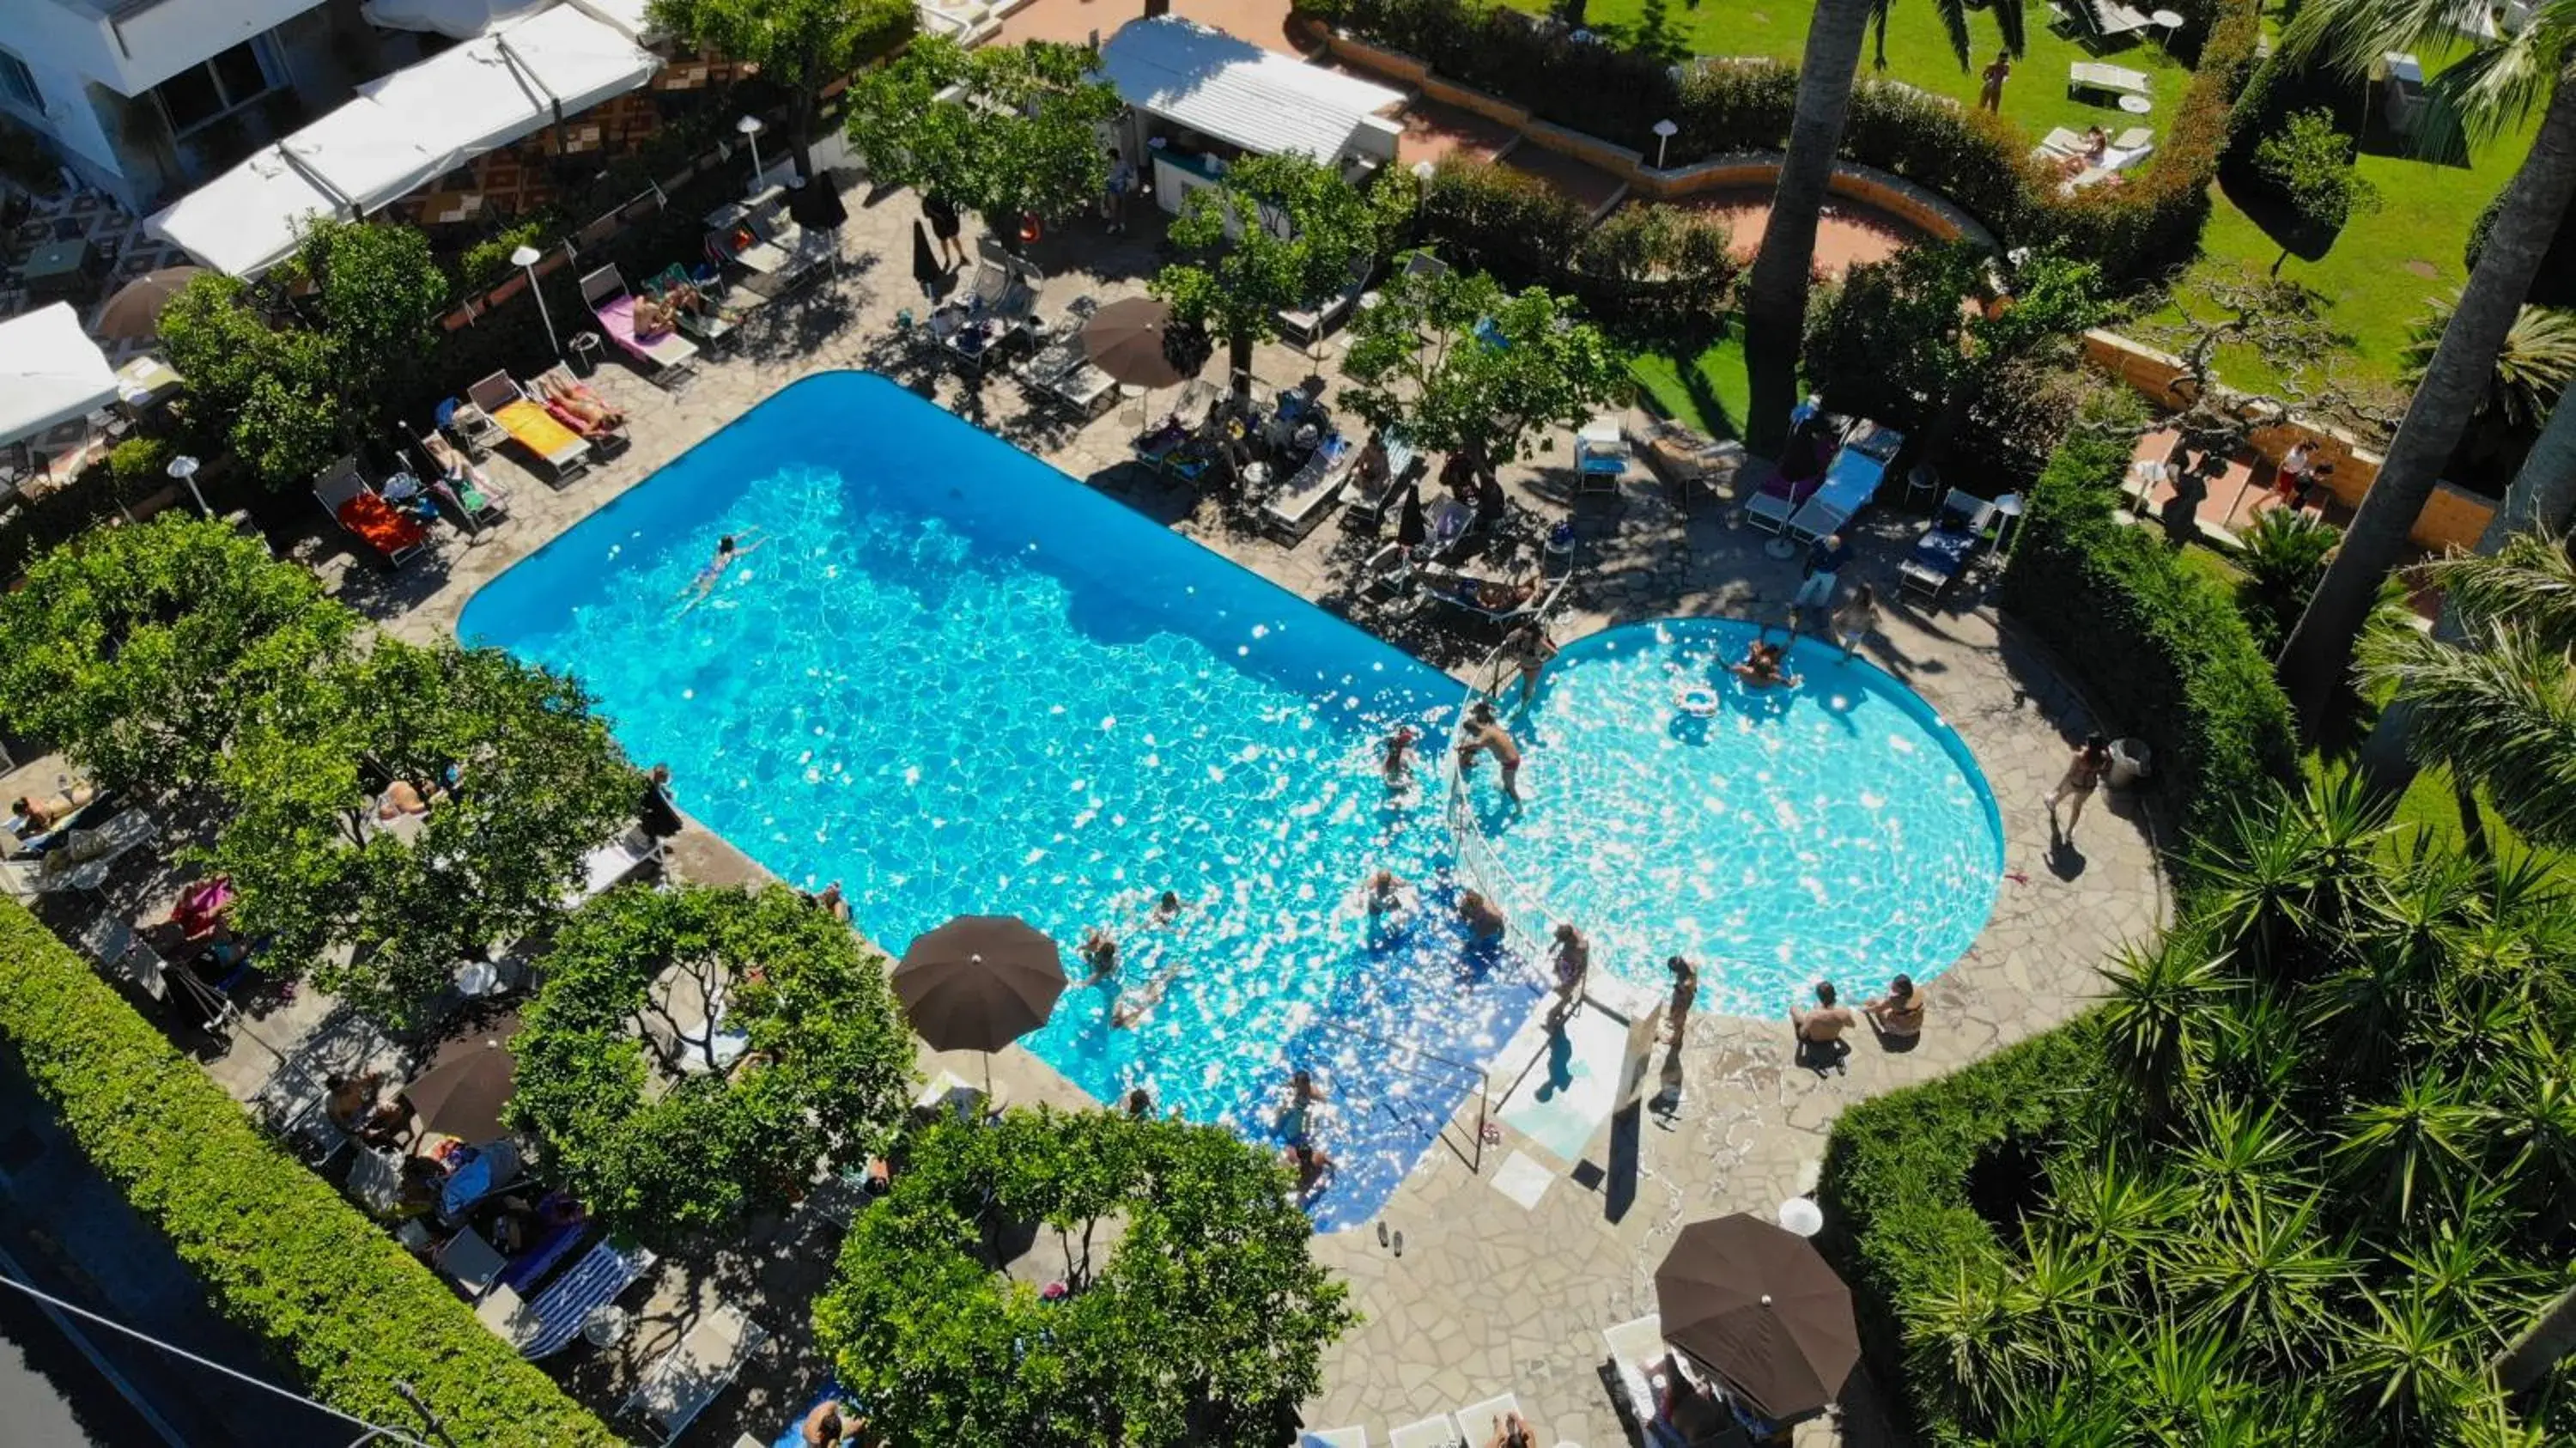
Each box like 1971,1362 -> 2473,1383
39,168 -> 2161,1446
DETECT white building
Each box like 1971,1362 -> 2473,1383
0,0 -> 435,212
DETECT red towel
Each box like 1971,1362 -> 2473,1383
337,492 -> 426,556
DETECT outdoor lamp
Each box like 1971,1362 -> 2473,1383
512,245 -> 559,356
167,453 -> 208,516
1410,159 -> 1435,192
738,115 -> 766,194
1652,119 -> 1679,170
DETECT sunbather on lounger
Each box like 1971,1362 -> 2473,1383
634,292 -> 682,340
1473,575 -> 1539,611
538,373 -> 626,431
11,783 -> 96,835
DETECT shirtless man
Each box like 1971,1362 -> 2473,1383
1456,701 -> 1523,800
1789,981 -> 1859,1070
1078,926 -> 1119,982
1382,725 -> 1419,787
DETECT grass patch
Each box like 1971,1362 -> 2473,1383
1629,329 -> 1754,440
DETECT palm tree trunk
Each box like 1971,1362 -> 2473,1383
2277,81 -> 2576,732
2356,376 -> 2576,791
1743,0 -> 1874,454
2495,1283 -> 2576,1403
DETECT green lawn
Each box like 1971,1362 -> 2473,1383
1510,0 -> 2194,146
1630,331 -> 1754,439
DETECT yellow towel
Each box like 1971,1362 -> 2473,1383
496,399 -> 582,459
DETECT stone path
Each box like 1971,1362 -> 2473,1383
77,167 -> 2161,1445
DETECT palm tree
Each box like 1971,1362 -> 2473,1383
1741,0 -> 2022,449
2402,293 -> 2576,429
2273,1 -> 2576,730
2356,529 -> 2576,851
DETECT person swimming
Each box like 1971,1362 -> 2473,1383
1079,927 -> 1119,982
1732,638 -> 1801,689
1111,961 -> 1186,1029
684,531 -> 766,600
1149,890 -> 1184,925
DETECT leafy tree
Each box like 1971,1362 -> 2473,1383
508,883 -> 914,1242
816,1108 -> 1355,1447
1747,0 -> 2025,446
843,37 -> 1123,227
2252,108 -> 2383,273
1338,261 -> 1631,484
280,218 -> 449,414
647,0 -> 915,184
2273,0 -> 2576,730
1154,153 -> 1413,392
0,514 -> 356,794
2359,527 -> 2576,853
2402,292 -> 2576,430
196,641 -> 639,1025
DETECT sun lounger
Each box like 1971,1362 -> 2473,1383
436,395 -> 507,457
2036,125 -> 2087,158
466,372 -> 592,484
582,265 -> 700,392
1455,1395 -> 1527,1448
1574,415 -> 1630,496
1013,332 -> 1116,417
1360,541 -> 1415,599
1298,1429 -> 1370,1448
1343,430 -> 1418,529
495,1200 -> 592,1293
2113,125 -> 2154,149
492,1239 -> 658,1358
1632,417 -> 1744,508
316,457 -> 429,569
532,365 -> 631,453
623,1302 -> 769,1445
1743,467 -> 1827,533
1263,432 -> 1365,541
1419,496 -> 1480,560
1419,563 -> 1568,628
438,1138 -> 523,1225
408,431 -> 509,532
1786,421 -> 1904,543
641,263 -> 740,354
562,823 -> 665,909
1900,488 -> 1999,604
1279,254 -> 1372,344
2069,61 -> 2153,100
1387,1415 -> 1463,1448
437,1227 -> 510,1301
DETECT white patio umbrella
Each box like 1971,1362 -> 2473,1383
0,304 -> 118,450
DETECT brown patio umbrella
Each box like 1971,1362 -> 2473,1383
404,1014 -> 521,1142
1654,1213 -> 1860,1422
95,266 -> 207,341
894,916 -> 1066,1092
1081,296 -> 1206,390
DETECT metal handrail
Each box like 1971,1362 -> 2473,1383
1307,1019 -> 1495,1174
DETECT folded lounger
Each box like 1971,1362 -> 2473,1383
580,265 -> 700,391
1899,487 -> 1999,603
314,457 -> 428,569
465,372 -> 592,484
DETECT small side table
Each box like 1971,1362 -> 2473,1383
583,1304 -> 631,1349
2118,94 -> 2154,115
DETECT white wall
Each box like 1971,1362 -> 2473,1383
28,0 -> 332,97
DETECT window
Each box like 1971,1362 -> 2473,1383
154,39 -> 280,135
0,49 -> 39,114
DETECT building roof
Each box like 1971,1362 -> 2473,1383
1098,16 -> 1403,162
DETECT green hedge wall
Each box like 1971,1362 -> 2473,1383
1814,1019 -> 2105,1445
1300,0 -> 2264,284
1999,431 -> 2301,843
0,900 -> 620,1447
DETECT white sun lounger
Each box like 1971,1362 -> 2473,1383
1387,1415 -> 1463,1448
436,1227 -> 510,1301
1455,1394 -> 1528,1446
562,824 -> 665,909
1299,1428 -> 1370,1448
623,1302 -> 769,1445
486,1239 -> 658,1358
2069,61 -> 2153,100
1263,433 -> 1366,542
1785,421 -> 1905,544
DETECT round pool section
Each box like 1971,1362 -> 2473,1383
1464,618 -> 2003,1015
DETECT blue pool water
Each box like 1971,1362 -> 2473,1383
462,374 -> 1538,1227
1467,623 -> 2003,1017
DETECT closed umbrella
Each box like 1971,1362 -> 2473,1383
911,220 -> 942,303
94,266 -> 207,341
1081,296 -> 1206,389
894,915 -> 1066,1095
404,1014 -> 520,1142
1654,1213 -> 1860,1422
1395,485 -> 1427,547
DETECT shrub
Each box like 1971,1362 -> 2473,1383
1419,157 -> 1591,277
0,899 -> 619,1446
1998,429 -> 2301,843
2232,508 -> 2340,652
1815,1019 -> 2105,1445
457,219 -> 550,293
107,435 -> 177,492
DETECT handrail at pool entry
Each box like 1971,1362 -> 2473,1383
1309,1019 -> 1494,1175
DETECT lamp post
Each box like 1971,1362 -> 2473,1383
737,114 -> 766,193
1651,119 -> 1678,170
167,453 -> 208,515
1411,159 -> 1436,192
510,244 -> 558,357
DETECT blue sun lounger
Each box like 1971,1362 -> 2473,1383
478,1239 -> 657,1358
1899,488 -> 1999,603
1785,421 -> 1905,544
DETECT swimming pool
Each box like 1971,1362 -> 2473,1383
461,373 -> 1537,1228
1465,621 -> 2003,1015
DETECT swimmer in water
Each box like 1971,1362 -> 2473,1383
1079,927 -> 1119,982
1382,725 -> 1419,787
1364,868 -> 1410,919
1111,961 -> 1185,1029
1276,1067 -> 1327,1141
683,531 -> 766,600
1149,890 -> 1183,925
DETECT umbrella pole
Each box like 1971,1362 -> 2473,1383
982,1050 -> 995,1110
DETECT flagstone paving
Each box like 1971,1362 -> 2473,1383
173,170 -> 2160,1445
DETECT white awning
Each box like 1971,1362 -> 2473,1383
0,304 -> 119,449
562,0 -> 655,40
146,3 -> 659,276
360,0 -> 550,40
1100,17 -> 1405,161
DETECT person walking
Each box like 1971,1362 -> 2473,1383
1978,51 -> 2011,113
2046,733 -> 2114,837
1102,149 -> 1136,234
1663,955 -> 1698,1044
1793,531 -> 1853,627
1830,582 -> 1879,660
922,192 -> 965,269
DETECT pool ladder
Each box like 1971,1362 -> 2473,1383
1312,1019 -> 1495,1177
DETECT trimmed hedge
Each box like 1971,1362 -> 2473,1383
0,900 -> 620,1447
1999,430 -> 2301,843
1814,1019 -> 2105,1445
1303,0 -> 2265,283
1416,159 -> 1739,329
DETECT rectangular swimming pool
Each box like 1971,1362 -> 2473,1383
462,373 -> 1539,1227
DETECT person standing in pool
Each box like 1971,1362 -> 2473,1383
1079,927 -> 1119,982
1457,702 -> 1522,800
1382,725 -> 1419,787
1149,890 -> 1183,925
1499,621 -> 1558,708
